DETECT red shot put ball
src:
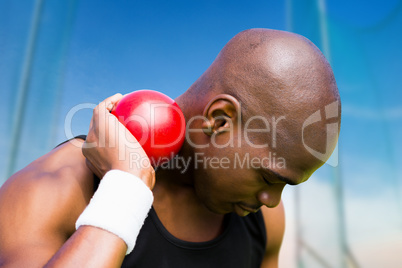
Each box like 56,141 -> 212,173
111,90 -> 186,166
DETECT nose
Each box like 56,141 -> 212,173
257,184 -> 285,208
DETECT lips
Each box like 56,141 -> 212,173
233,203 -> 259,217
237,204 -> 259,213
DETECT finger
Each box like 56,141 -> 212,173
102,93 -> 123,104
148,169 -> 156,190
93,94 -> 123,127
101,93 -> 123,112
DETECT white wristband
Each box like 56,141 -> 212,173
76,169 -> 154,255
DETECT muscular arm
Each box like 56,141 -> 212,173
0,94 -> 154,267
260,201 -> 285,268
0,139 -> 126,267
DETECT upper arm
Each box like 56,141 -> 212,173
260,201 -> 285,268
0,139 -> 94,267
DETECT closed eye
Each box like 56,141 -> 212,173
262,176 -> 274,186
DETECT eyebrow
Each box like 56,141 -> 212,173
263,169 -> 298,186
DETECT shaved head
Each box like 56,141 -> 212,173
179,28 -> 340,169
208,29 -> 338,117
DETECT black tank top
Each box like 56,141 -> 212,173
122,207 -> 266,267
58,136 -> 267,267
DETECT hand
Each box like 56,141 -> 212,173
82,93 -> 155,189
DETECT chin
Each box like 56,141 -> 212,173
203,201 -> 232,215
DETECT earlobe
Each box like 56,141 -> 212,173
202,94 -> 241,135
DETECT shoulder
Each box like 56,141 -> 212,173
0,138 -> 94,264
260,201 -> 285,267
1,138 -> 95,233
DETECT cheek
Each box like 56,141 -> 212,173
194,166 -> 258,203
193,167 -> 226,198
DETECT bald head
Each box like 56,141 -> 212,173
210,29 -> 338,115
179,28 -> 340,177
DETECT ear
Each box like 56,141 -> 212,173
201,94 -> 241,136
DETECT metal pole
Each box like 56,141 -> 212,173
5,0 -> 44,179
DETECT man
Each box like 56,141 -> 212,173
0,28 -> 340,267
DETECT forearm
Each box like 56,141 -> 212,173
44,170 -> 153,267
45,226 -> 126,268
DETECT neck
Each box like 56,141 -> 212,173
154,151 -> 194,186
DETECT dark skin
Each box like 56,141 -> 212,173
0,29 -> 340,268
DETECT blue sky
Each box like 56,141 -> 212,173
57,0 -> 287,138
